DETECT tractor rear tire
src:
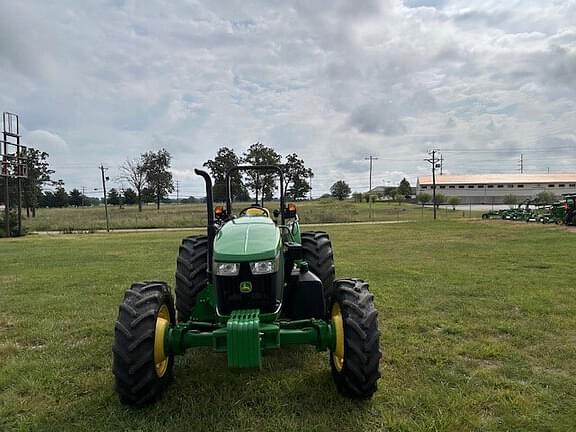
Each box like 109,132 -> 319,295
301,231 -> 335,303
112,281 -> 175,406
175,235 -> 208,322
329,278 -> 381,399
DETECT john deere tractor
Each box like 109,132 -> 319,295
563,194 -> 576,225
112,166 -> 381,405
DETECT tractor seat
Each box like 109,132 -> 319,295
244,207 -> 271,218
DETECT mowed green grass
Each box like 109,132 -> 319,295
1,220 -> 575,431
23,200 -> 477,232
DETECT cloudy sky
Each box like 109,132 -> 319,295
1,0 -> 575,198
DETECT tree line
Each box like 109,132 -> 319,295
3,148 -> 176,213
203,143 -> 313,202
6,141 -> 426,215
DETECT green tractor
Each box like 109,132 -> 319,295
539,202 -> 566,224
563,194 -> 576,226
112,166 -> 381,405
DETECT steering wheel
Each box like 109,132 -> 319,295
239,205 -> 270,217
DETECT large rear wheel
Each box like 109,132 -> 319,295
175,235 -> 208,322
301,231 -> 335,303
112,281 -> 175,406
329,278 -> 381,399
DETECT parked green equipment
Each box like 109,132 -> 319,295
481,210 -> 504,220
112,166 -> 381,405
539,202 -> 566,224
563,194 -> 576,225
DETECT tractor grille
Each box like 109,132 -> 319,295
215,263 -> 281,315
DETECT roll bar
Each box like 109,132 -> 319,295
225,165 -> 285,224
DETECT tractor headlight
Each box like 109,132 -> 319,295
215,262 -> 240,276
250,257 -> 279,275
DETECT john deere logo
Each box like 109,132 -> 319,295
239,281 -> 252,293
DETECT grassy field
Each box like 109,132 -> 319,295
1,220 -> 575,431
22,200 -> 480,232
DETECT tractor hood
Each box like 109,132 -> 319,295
213,217 -> 281,262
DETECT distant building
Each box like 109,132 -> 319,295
416,173 -> 576,204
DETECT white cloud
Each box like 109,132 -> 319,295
1,0 -> 575,196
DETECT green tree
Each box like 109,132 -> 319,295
141,187 -> 155,204
282,153 -> 313,200
23,148 -> 54,217
123,188 -> 137,205
434,193 -> 447,209
416,192 -> 431,207
120,159 -> 146,212
535,191 -> 556,205
394,192 -> 406,206
69,188 -> 83,207
0,210 -> 20,237
330,180 -> 351,200
448,196 -> 461,210
53,180 -> 69,208
398,178 -> 411,196
203,147 -> 247,201
384,187 -> 397,199
242,143 -> 281,202
108,188 -> 121,205
142,149 -> 174,210
40,191 -> 56,208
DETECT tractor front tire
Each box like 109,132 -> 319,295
330,278 -> 381,399
112,281 -> 175,406
175,235 -> 208,322
301,231 -> 335,302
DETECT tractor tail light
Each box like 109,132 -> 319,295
285,203 -> 297,218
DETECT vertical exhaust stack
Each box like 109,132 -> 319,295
194,169 -> 215,280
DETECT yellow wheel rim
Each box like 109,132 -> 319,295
331,302 -> 345,372
154,304 -> 170,378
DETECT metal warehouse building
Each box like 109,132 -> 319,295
416,174 -> 576,204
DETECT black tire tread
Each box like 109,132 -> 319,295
112,281 -> 175,406
301,231 -> 335,301
175,235 -> 208,322
330,278 -> 381,399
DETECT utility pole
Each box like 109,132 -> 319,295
365,155 -> 378,221
519,153 -> 524,174
425,149 -> 440,220
81,186 -> 86,207
176,179 -> 179,203
99,164 -> 110,232
364,155 -> 379,193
